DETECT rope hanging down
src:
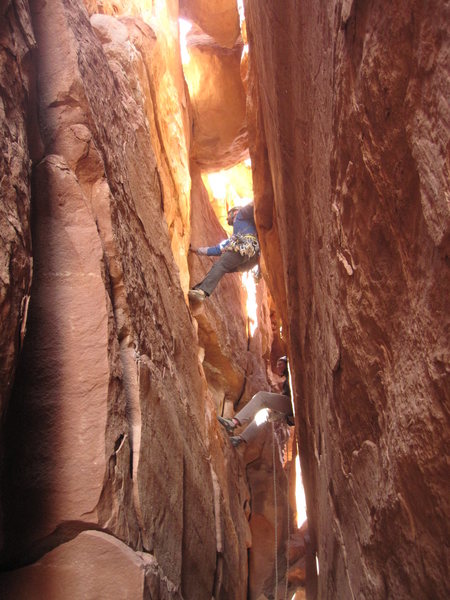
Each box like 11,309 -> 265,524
272,421 -> 279,599
271,419 -> 292,600
284,451 -> 290,600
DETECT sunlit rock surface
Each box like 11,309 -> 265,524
179,0 -> 240,49
184,26 -> 247,171
188,164 -> 269,410
245,0 -> 449,598
86,2 -> 192,293
203,161 -> 254,220
83,0 -> 152,21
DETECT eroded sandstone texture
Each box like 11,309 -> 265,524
0,0 -> 36,425
245,0 -> 449,598
184,26 -> 248,171
0,1 -> 252,597
180,0 -> 240,49
85,1 -> 193,294
3,0 -> 447,597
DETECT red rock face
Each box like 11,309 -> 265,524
0,0 -> 37,422
86,3 -> 193,294
0,1 -> 251,597
245,0 -> 449,598
180,0 -> 240,49
0,530 -> 184,599
185,28 -> 248,171
188,164 -> 269,408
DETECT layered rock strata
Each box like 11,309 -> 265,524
245,0 -> 449,598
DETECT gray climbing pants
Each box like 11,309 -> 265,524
235,391 -> 292,443
195,250 -> 259,296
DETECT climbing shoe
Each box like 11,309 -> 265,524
217,415 -> 236,433
230,436 -> 244,448
188,288 -> 206,302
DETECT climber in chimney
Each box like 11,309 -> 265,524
188,203 -> 260,302
217,356 -> 293,447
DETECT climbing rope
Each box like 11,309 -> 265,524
284,448 -> 290,600
272,420 -> 279,599
271,418 -> 292,600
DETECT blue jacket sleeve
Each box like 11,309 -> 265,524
206,239 -> 230,255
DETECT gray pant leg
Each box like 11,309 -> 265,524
195,251 -> 255,296
240,420 -> 260,444
236,253 -> 259,272
235,391 -> 292,426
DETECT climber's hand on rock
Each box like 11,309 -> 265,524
189,246 -> 208,255
193,247 -> 208,255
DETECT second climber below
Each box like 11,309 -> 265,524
188,203 -> 260,302
217,356 -> 293,447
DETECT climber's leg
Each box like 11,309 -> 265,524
234,391 -> 292,427
194,251 -> 249,296
238,420 -> 260,445
236,253 -> 259,272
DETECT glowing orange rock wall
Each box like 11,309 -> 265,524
179,0 -> 240,49
85,0 -> 192,293
188,164 -> 270,409
0,1 -> 251,598
184,27 -> 247,171
245,0 -> 449,598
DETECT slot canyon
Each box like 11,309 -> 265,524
0,0 -> 448,598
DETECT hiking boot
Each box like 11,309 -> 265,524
188,288 -> 206,302
217,415 -> 236,433
230,436 -> 244,448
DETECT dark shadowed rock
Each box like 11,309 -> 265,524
245,0 -> 449,597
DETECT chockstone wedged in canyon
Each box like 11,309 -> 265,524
0,0 -> 449,599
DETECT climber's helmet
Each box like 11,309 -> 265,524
227,207 -> 239,226
276,356 -> 288,376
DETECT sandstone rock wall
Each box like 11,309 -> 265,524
245,0 -> 449,598
189,163 -> 270,411
0,0 -> 37,423
184,26 -> 248,171
0,1 -> 253,597
85,0 -> 193,294
242,423 -> 299,599
179,0 -> 240,49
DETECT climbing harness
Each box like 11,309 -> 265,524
226,233 -> 260,258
